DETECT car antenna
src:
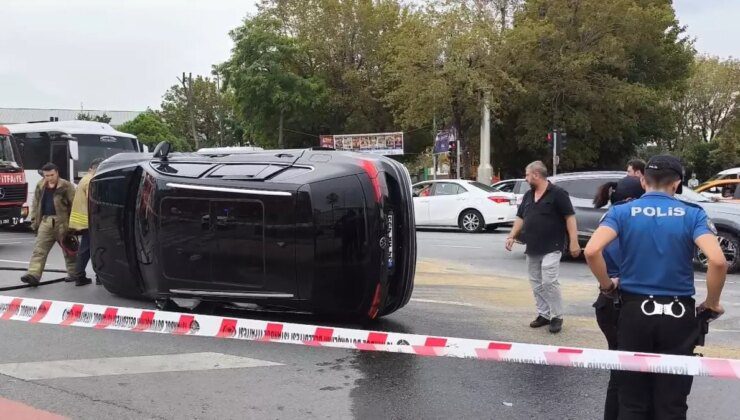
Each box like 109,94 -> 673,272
152,141 -> 172,162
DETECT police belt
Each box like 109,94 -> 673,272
620,291 -> 694,319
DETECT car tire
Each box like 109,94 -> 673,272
459,209 -> 484,233
696,231 -> 740,274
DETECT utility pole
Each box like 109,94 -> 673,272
432,116 -> 437,180
552,129 -> 558,176
278,108 -> 285,149
477,96 -> 493,183
178,72 -> 199,150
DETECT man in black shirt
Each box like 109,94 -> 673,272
505,161 -> 580,333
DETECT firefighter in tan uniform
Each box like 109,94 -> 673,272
20,163 -> 77,286
68,158 -> 103,286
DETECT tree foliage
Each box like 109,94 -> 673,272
497,0 -> 694,174
160,76 -> 242,150
77,112 -> 112,124
117,110 -> 191,151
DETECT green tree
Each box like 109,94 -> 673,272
497,0 -> 694,173
218,14 -> 327,149
674,57 -> 740,146
381,2 -> 507,177
117,110 -> 191,151
77,112 -> 112,124
160,75 -> 242,150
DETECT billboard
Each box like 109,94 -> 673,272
433,129 -> 456,154
319,132 -> 404,155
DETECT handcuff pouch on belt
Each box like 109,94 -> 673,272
640,295 -> 686,318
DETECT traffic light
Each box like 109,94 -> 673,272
448,140 -> 457,160
557,131 -> 568,153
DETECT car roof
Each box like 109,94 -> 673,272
5,120 -> 137,139
550,171 -> 626,181
717,167 -> 740,175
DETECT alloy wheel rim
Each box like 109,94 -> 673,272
697,236 -> 737,267
463,214 -> 479,231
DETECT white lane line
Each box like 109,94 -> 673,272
695,279 -> 738,285
428,245 -> 483,249
411,298 -> 474,307
0,259 -> 32,265
711,329 -> 740,333
0,352 -> 282,380
0,242 -> 26,246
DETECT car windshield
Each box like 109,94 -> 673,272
467,181 -> 497,193
678,188 -> 711,203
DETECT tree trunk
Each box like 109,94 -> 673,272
278,108 -> 285,149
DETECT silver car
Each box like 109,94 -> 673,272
550,171 -> 739,272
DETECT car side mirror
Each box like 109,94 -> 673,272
153,141 -> 171,161
68,140 -> 79,161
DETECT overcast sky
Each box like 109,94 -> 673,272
1,0 -> 737,111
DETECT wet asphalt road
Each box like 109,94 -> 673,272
0,228 -> 738,419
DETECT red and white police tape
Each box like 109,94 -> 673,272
1,294 -> 738,379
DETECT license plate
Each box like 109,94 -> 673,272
387,212 -> 394,269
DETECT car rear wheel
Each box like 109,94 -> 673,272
459,209 -> 484,233
695,231 -> 740,273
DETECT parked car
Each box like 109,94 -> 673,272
491,178 -> 528,205
548,171 -> 740,273
694,179 -> 740,203
89,144 -> 416,320
412,179 -> 517,233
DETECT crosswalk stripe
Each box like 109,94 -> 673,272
0,352 -> 282,380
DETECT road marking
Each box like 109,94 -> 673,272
429,244 -> 483,249
712,329 -> 740,333
0,259 -> 32,265
411,298 -> 474,307
0,396 -> 67,420
0,352 -> 282,380
0,242 -> 26,245
695,278 -> 738,285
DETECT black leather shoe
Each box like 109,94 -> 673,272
20,274 -> 40,287
75,277 -> 92,286
529,315 -> 550,328
549,317 -> 563,333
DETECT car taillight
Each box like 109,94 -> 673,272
361,160 -> 383,203
368,282 -> 383,319
488,196 -> 509,204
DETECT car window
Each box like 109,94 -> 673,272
678,188 -> 711,203
722,183 -> 737,198
556,178 -> 619,199
493,181 -> 514,192
433,182 -> 463,196
413,183 -> 432,197
467,181 -> 495,193
514,181 -> 529,195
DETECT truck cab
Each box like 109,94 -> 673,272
0,126 -> 28,226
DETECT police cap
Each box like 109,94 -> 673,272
646,155 -> 684,194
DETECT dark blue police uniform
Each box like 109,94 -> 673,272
599,191 -> 712,419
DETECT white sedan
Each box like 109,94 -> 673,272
412,180 -> 518,233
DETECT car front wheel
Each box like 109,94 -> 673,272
459,209 -> 484,233
696,231 -> 740,273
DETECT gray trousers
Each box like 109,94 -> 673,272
526,251 -> 563,320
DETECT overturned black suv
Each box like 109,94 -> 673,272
89,143 -> 416,320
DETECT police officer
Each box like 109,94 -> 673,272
591,175 -> 645,420
21,162 -> 77,286
584,155 -> 727,419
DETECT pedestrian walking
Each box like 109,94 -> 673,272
20,163 -> 76,286
505,161 -> 581,333
626,159 -> 646,178
68,158 -> 103,286
591,176 -> 645,420
584,155 -> 727,419
687,173 -> 699,189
